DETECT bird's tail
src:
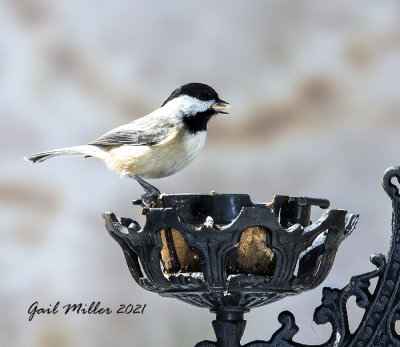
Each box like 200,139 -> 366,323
24,145 -> 105,163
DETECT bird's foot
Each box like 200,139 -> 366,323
132,192 -> 160,208
133,176 -> 161,207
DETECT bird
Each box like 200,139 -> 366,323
25,82 -> 230,195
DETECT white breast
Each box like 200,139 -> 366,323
180,130 -> 207,167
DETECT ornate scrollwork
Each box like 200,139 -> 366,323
104,191 -> 361,346
104,167 -> 400,346
229,166 -> 400,347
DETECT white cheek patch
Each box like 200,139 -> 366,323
169,95 -> 214,116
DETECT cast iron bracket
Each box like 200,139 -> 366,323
103,166 -> 400,346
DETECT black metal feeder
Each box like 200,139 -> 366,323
103,190 -> 358,346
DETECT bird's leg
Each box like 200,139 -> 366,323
134,175 -> 161,195
133,176 -> 162,207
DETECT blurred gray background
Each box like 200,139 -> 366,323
1,1 -> 400,346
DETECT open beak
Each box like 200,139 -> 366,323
212,99 -> 231,114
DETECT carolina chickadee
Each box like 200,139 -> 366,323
25,83 -> 230,194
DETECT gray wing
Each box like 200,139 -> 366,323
89,128 -> 170,147
89,114 -> 174,147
